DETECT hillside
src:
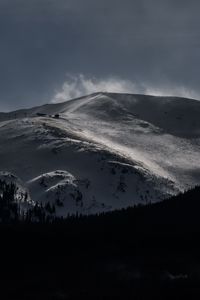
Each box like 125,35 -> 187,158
0,92 -> 200,217
1,186 -> 200,299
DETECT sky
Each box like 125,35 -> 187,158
0,0 -> 200,111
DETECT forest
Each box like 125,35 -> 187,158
0,182 -> 200,299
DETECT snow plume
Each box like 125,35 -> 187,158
51,74 -> 200,103
51,74 -> 142,103
145,86 -> 199,100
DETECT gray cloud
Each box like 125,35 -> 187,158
0,0 -> 200,111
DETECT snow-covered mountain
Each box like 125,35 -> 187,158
0,92 -> 200,217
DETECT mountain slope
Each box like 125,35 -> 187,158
0,92 -> 200,217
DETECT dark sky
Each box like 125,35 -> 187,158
0,0 -> 200,111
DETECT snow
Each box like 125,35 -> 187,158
0,92 -> 200,217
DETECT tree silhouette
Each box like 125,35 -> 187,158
0,179 -> 19,222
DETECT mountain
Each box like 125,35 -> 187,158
0,92 -> 200,218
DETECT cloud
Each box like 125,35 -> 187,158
51,74 -> 199,103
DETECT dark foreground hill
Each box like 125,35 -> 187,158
1,186 -> 200,299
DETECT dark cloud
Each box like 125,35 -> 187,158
0,0 -> 200,110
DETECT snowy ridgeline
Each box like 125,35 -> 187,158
0,92 -> 200,219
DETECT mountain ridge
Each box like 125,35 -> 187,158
1,91 -> 200,115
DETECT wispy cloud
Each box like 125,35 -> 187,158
51,74 -> 199,103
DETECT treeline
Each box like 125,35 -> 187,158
0,179 -> 57,223
1,178 -> 200,233
46,185 -> 200,242
1,179 -> 200,248
1,183 -> 200,299
0,180 -> 20,222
